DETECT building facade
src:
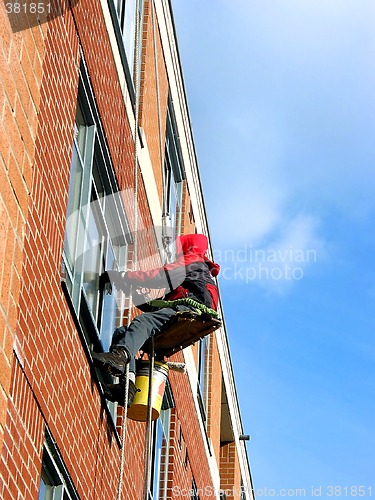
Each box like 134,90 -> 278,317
0,0 -> 254,498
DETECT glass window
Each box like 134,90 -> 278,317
164,150 -> 181,244
62,73 -> 131,356
113,0 -> 143,85
163,98 -> 185,247
197,336 -> 210,425
63,103 -> 95,308
149,409 -> 171,500
38,438 -> 78,500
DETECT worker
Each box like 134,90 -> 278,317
92,233 -> 220,406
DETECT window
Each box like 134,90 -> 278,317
163,96 -> 185,247
197,335 -> 210,425
38,431 -> 79,500
63,64 -> 131,354
111,0 -> 144,88
149,409 -> 171,500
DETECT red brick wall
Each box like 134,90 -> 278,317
1,359 -> 44,499
0,1 -> 47,456
169,361 -> 216,499
180,181 -> 196,235
220,441 -> 242,499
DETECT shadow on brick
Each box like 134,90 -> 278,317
5,0 -> 78,32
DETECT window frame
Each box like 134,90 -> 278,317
149,407 -> 172,500
197,335 -> 210,426
163,95 -> 185,240
62,58 -> 131,429
107,0 -> 144,102
63,60 -> 131,350
38,428 -> 79,500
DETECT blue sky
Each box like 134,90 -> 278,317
173,0 -> 375,497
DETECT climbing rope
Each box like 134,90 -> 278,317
117,0 -> 142,498
143,336 -> 155,500
118,1 -> 180,497
142,5 -> 167,499
152,0 -> 165,205
151,0 -> 172,260
116,364 -> 129,500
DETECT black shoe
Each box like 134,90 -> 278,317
92,347 -> 129,377
103,380 -> 138,408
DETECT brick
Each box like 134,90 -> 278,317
0,208 -> 9,275
0,122 -> 11,167
8,153 -> 28,218
0,6 -> 12,60
3,101 -> 24,169
0,248 -> 15,314
0,47 -> 17,111
2,326 -> 14,362
8,42 -> 33,121
0,387 -> 8,430
12,235 -> 24,277
20,42 -> 40,109
14,95 -> 35,159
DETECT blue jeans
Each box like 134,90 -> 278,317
110,306 -> 190,373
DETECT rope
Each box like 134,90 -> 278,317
148,297 -> 220,319
117,0 -> 142,497
116,364 -> 130,500
151,0 -> 171,261
151,0 -> 165,207
143,337 -> 155,500
141,5 -> 168,498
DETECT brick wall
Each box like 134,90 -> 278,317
169,359 -> 216,499
180,181 -> 196,235
0,358 -> 44,499
0,1 -> 48,456
220,441 -> 242,499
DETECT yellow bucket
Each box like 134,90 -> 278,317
127,361 -> 169,422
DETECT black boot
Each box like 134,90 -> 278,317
92,347 -> 130,377
103,380 -> 138,408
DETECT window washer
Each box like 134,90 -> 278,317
92,233 -> 220,406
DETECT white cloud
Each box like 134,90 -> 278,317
176,0 -> 375,294
214,213 -> 326,295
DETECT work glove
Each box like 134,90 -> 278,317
99,270 -> 129,294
